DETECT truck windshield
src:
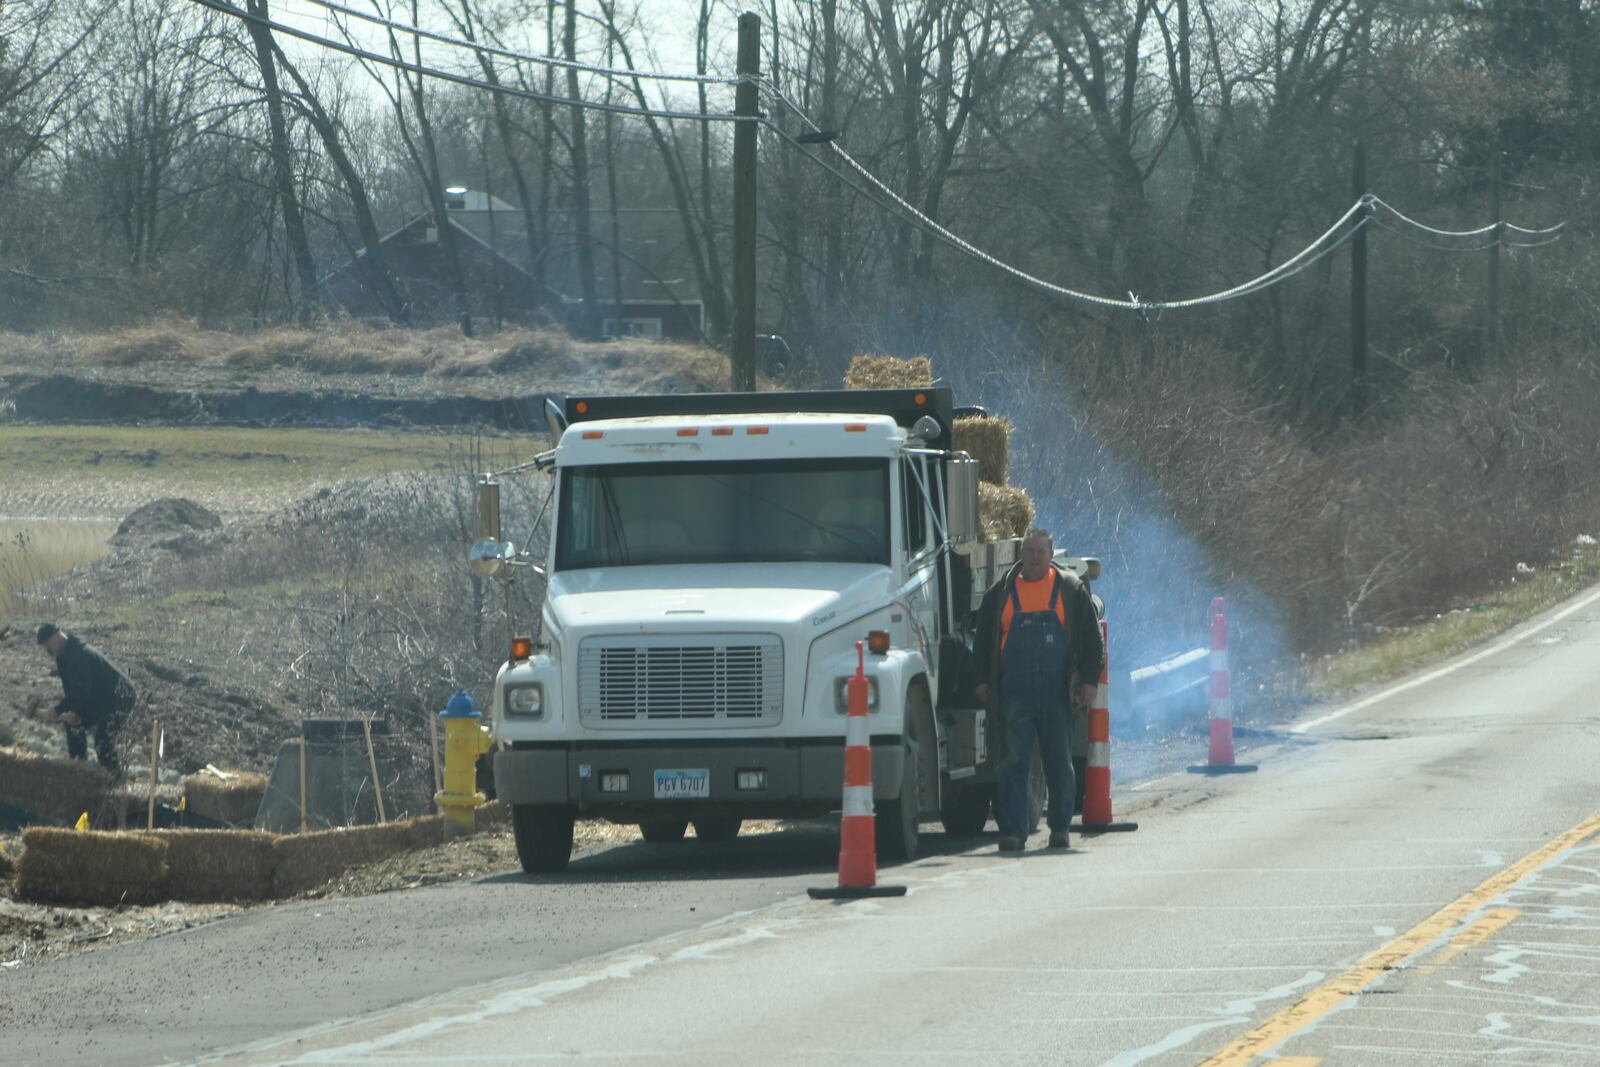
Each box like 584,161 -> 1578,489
556,458 -> 890,569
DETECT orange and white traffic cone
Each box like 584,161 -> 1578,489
809,641 -> 906,899
1188,597 -> 1258,775
1078,618 -> 1138,833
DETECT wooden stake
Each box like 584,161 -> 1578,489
362,717 -> 387,823
430,713 -> 443,798
298,735 -> 308,834
146,719 -> 160,830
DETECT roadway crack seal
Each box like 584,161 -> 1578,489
1194,810 -> 1600,1066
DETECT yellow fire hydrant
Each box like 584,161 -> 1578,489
437,690 -> 494,836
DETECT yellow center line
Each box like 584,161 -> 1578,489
1415,905 -> 1521,974
1199,811 -> 1600,1066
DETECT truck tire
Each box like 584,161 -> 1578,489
640,820 -> 689,843
692,817 -> 741,842
939,782 -> 990,837
876,687 -> 929,864
512,804 -> 575,874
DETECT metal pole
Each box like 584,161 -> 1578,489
1350,140 -> 1368,417
731,10 -> 760,392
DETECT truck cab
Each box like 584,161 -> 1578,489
478,386 -> 1085,873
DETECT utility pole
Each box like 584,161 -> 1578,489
1350,140 -> 1369,418
1486,141 -> 1502,366
731,10 -> 760,392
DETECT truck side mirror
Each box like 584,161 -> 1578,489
946,454 -> 980,553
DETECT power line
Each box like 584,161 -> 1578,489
206,0 -> 1568,310
189,0 -> 753,123
761,86 -> 1370,312
294,0 -> 741,86
1369,216 -> 1502,253
762,85 -> 1568,313
1370,195 -> 1564,241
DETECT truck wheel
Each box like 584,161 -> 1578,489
692,817 -> 741,842
876,688 -> 929,864
512,804 -> 575,874
940,782 -> 990,837
640,820 -> 689,843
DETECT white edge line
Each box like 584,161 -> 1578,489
1289,583 -> 1600,735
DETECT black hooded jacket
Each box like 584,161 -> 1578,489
54,634 -> 135,726
972,560 -> 1104,712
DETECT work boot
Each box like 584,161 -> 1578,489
998,835 -> 1025,854
1047,831 -> 1070,849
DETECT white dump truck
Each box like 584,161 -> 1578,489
469,386 -> 1100,872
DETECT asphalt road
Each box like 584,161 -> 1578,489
5,585 -> 1598,1066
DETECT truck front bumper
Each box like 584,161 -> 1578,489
494,738 -> 905,818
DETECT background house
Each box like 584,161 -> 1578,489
321,191 -> 707,341
318,200 -> 547,327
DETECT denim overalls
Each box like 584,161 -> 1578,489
997,574 -> 1075,837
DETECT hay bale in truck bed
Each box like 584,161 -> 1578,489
151,828 -> 277,901
843,354 -> 933,390
0,747 -> 112,826
16,827 -> 170,905
182,769 -> 269,826
954,416 -> 1011,486
979,482 -> 1035,541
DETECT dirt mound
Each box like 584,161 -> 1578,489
112,497 -> 221,544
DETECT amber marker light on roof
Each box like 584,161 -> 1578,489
866,630 -> 891,654
914,393 -> 926,405
844,423 -> 868,432
711,427 -> 733,436
582,430 -> 604,439
747,426 -> 769,435
510,636 -> 533,660
575,401 -> 589,413
677,428 -> 699,437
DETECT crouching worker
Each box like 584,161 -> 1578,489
37,623 -> 136,775
973,529 -> 1104,854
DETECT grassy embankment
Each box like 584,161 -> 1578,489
0,319 -> 727,389
0,425 -> 542,621
1302,539 -> 1600,701
0,522 -> 118,618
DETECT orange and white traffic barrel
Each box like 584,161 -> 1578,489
809,642 -> 907,899
1079,618 -> 1138,832
1188,596 -> 1258,775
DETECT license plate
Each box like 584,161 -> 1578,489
653,768 -> 710,799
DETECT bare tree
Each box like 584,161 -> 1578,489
271,39 -> 410,323
243,0 -> 319,320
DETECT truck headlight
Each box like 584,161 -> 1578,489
505,683 -> 544,718
835,677 -> 879,713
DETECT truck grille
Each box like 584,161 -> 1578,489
578,634 -> 784,726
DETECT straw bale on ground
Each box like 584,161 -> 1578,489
979,483 -> 1035,541
182,770 -> 269,826
954,416 -> 1011,486
271,817 -> 441,896
151,829 -> 277,901
0,747 -> 112,825
843,354 -> 933,390
16,827 -> 170,905
474,800 -> 509,833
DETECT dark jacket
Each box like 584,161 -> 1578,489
54,634 -> 135,726
972,560 -> 1104,712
